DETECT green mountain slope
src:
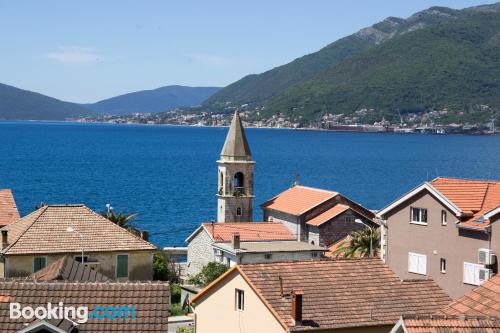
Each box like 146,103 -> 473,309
0,83 -> 93,120
203,5 -> 483,111
266,10 -> 500,123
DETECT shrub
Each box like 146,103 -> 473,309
171,283 -> 181,304
187,262 -> 228,286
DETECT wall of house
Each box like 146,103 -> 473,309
187,229 -> 215,276
383,190 -> 492,299
239,251 -> 321,264
316,210 -> 368,247
194,270 -> 286,333
3,250 -> 153,280
263,209 -> 301,241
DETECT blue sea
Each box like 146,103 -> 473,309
0,121 -> 499,247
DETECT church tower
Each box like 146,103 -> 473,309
217,111 -> 254,222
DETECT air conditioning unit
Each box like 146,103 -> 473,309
478,248 -> 496,265
478,268 -> 493,283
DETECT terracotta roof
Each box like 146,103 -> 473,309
194,259 -> 451,331
262,185 -> 338,216
0,189 -> 20,227
325,235 -> 353,258
306,204 -> 349,226
431,178 -> 500,228
439,274 -> 500,318
0,280 -> 169,332
220,110 -> 252,161
1,205 -> 156,255
201,222 -> 295,242
30,256 -> 110,282
398,315 -> 500,333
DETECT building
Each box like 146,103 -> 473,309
186,222 -> 297,275
30,255 -> 110,282
262,185 -> 376,246
390,316 -> 500,333
377,177 -> 500,299
0,204 -> 157,280
217,110 -> 254,222
191,258 -> 451,333
0,279 -> 169,332
0,189 -> 20,228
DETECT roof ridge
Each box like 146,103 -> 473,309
433,176 -> 500,184
2,206 -> 48,252
294,185 -> 338,194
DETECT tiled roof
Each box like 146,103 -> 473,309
1,205 -> 156,255
431,178 -> 500,228
213,241 -> 325,254
30,256 -> 110,282
306,204 -> 349,226
399,315 -> 500,332
0,280 -> 169,332
439,274 -> 500,318
325,235 -> 353,258
262,185 -> 338,216
202,222 -> 295,242
220,259 -> 450,330
0,189 -> 20,227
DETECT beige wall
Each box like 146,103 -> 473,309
383,190 -> 496,299
194,269 -> 286,333
3,250 -> 153,280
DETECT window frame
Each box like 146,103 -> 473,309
441,210 -> 447,226
116,254 -> 129,279
410,207 -> 428,225
440,258 -> 446,273
235,289 -> 245,311
408,252 -> 427,275
33,256 -> 47,273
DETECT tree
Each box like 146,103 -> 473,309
187,262 -> 228,286
153,251 -> 181,283
334,227 -> 380,258
99,208 -> 137,228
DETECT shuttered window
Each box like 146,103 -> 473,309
408,252 -> 426,275
116,254 -> 129,278
33,257 -> 47,272
463,262 -> 482,286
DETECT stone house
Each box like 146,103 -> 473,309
262,185 -> 377,246
377,177 -> 500,299
190,258 -> 451,333
0,204 -> 156,280
186,222 -> 298,276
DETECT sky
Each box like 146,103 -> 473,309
0,0 -> 494,103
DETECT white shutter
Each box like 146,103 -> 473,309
408,252 -> 426,275
417,254 -> 427,275
463,262 -> 481,285
408,253 -> 418,273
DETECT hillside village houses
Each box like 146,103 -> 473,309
377,177 -> 500,299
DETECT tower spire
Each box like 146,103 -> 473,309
220,111 -> 252,161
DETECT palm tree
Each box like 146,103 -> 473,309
99,208 -> 137,229
334,227 -> 380,258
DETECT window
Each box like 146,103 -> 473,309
463,262 -> 483,286
236,207 -> 242,216
33,257 -> 46,272
440,258 -> 446,273
264,253 -> 272,260
408,252 -> 426,275
116,254 -> 129,278
311,252 -> 318,258
74,256 -> 89,263
411,207 -> 428,225
345,216 -> 353,223
235,289 -> 244,311
441,210 -> 447,226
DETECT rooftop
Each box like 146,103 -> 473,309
396,315 -> 500,333
306,204 -> 349,226
196,222 -> 295,242
220,110 -> 252,161
213,240 -> 325,254
0,189 -> 20,227
261,185 -> 338,216
1,204 -> 156,255
30,256 -> 110,282
439,273 -> 500,318
193,258 -> 451,331
0,280 -> 169,332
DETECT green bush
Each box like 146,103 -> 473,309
187,262 -> 228,286
171,284 -> 181,304
176,327 -> 194,333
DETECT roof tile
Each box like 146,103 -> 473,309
0,189 -> 20,227
203,222 -> 295,242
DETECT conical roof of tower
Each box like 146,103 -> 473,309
220,111 -> 252,161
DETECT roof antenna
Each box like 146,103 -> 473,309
293,173 -> 300,187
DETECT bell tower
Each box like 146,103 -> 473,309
217,111 -> 254,222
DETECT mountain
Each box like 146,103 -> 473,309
85,85 -> 221,115
202,3 -> 500,124
0,83 -> 93,120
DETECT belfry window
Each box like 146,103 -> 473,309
236,207 -> 242,216
234,172 -> 245,195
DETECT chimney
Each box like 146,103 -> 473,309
291,290 -> 303,325
232,233 -> 240,250
140,230 -> 149,241
1,230 -> 8,250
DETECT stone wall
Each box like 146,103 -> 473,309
187,228 -> 215,276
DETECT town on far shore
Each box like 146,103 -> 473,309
0,111 -> 499,333
75,103 -> 500,135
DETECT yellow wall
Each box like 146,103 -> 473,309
195,270 -> 286,333
3,250 -> 153,280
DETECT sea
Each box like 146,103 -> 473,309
0,121 -> 499,247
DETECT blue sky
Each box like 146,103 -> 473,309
0,0 -> 492,103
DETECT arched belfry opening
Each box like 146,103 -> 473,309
234,172 -> 245,195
